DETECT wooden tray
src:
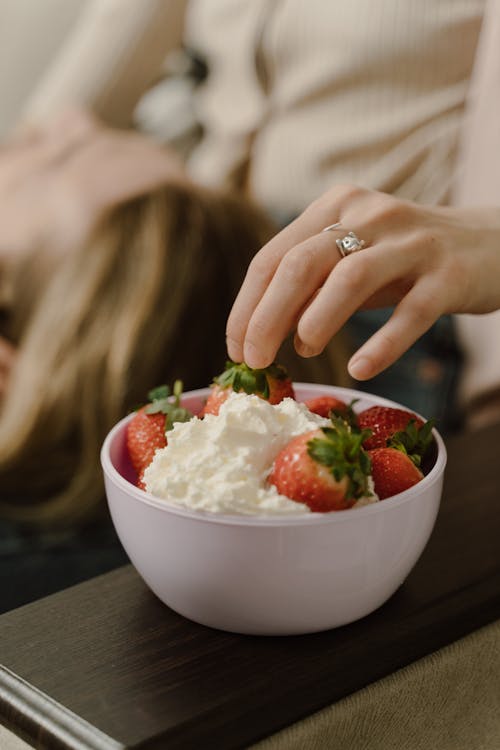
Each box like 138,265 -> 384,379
1,423 -> 500,750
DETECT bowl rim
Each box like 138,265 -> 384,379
101,383 -> 447,527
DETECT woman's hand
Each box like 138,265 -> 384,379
226,185 -> 500,380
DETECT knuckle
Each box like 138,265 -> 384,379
437,255 -> 470,307
279,246 -> 315,286
334,255 -> 369,294
307,184 -> 365,218
247,251 -> 274,281
370,195 -> 411,225
246,313 -> 271,341
407,289 -> 441,323
332,183 -> 365,202
246,312 -> 269,343
378,328 -> 400,354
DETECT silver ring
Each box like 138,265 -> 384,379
321,222 -> 342,233
335,231 -> 365,257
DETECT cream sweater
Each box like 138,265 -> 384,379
185,0 -> 485,216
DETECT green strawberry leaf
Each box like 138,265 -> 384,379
213,360 -> 290,400
330,399 -> 360,427
147,384 -> 170,401
263,362 -> 290,381
144,380 -> 193,432
307,417 -> 373,500
388,418 -> 435,466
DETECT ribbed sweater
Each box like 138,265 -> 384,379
185,0 -> 485,216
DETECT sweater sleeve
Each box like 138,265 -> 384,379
452,0 -> 500,410
21,0 -> 187,129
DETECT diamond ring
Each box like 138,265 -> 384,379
321,225 -> 366,258
335,231 -> 365,257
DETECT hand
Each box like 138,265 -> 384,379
0,109 -> 188,265
226,185 -> 500,380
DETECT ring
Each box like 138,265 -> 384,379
321,224 -> 366,258
336,231 -> 365,257
321,222 -> 342,233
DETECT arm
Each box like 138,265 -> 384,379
20,0 -> 187,129
452,0 -> 500,426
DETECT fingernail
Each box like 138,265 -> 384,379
348,356 -> 372,380
299,345 -> 316,357
295,335 -> 317,358
226,336 -> 242,363
244,342 -> 267,369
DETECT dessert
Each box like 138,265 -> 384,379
126,362 -> 435,515
143,393 -> 343,515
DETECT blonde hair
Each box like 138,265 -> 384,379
0,183 -> 351,530
0,184 -> 274,528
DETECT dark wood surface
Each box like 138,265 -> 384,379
1,423 -> 500,750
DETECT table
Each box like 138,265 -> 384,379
1,423 -> 500,750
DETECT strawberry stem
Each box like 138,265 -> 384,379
144,381 -> 193,431
388,418 -> 435,466
214,361 -> 290,399
307,417 -> 373,500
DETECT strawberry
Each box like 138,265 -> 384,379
126,381 -> 193,488
268,418 -> 372,512
202,361 -> 295,416
367,417 -> 435,499
368,447 -> 423,500
303,395 -> 348,419
357,406 -> 424,450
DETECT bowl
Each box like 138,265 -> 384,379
101,383 -> 446,636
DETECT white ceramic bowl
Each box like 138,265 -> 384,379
101,384 -> 446,636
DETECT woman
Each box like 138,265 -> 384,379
0,118 -> 274,609
0,115 -> 349,534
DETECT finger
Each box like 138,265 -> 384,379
295,242 -> 419,357
347,274 -> 445,379
226,207 -> 346,363
240,231 -> 346,368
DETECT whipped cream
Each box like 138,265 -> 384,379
143,393 -> 378,515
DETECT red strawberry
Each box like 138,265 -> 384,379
303,395 -> 348,418
358,406 -> 424,450
202,361 -> 295,416
268,418 -> 372,512
126,381 -> 193,488
368,447 -> 423,500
